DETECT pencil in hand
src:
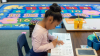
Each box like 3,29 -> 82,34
57,36 -> 58,40
56,36 -> 59,46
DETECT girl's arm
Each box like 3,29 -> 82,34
32,33 -> 54,52
48,33 -> 56,40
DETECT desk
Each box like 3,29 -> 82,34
48,29 -> 100,56
63,19 -> 100,32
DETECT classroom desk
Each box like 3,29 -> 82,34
63,19 -> 100,32
48,29 -> 100,56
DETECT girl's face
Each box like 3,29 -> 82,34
45,16 -> 61,30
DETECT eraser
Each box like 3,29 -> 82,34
22,32 -> 26,34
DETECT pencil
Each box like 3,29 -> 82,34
94,32 -> 99,41
57,36 -> 58,45
57,36 -> 58,40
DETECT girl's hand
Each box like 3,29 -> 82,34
57,40 -> 64,45
52,39 -> 58,47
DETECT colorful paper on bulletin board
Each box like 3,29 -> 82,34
65,18 -> 86,24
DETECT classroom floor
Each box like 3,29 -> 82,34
0,2 -> 100,56
0,30 -> 31,56
0,29 -> 66,56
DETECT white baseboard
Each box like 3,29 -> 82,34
1,0 -> 7,3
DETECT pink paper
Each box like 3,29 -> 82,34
22,32 -> 26,34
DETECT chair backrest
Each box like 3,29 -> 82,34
69,16 -> 86,19
17,34 -> 30,56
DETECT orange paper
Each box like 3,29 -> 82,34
65,18 -> 86,24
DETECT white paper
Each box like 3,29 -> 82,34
51,33 -> 74,56
81,45 -> 92,49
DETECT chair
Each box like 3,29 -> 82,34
69,16 -> 86,19
17,34 -> 30,56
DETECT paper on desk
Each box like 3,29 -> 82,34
81,45 -> 92,49
51,33 -> 74,56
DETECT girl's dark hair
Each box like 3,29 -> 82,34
45,3 -> 62,22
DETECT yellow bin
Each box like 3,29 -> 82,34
74,20 -> 79,29
79,20 -> 83,29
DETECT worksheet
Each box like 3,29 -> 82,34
51,33 -> 74,56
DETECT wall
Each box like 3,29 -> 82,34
7,0 -> 100,2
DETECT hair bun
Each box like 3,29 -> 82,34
50,3 -> 61,12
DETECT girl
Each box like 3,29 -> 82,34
30,3 -> 64,56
